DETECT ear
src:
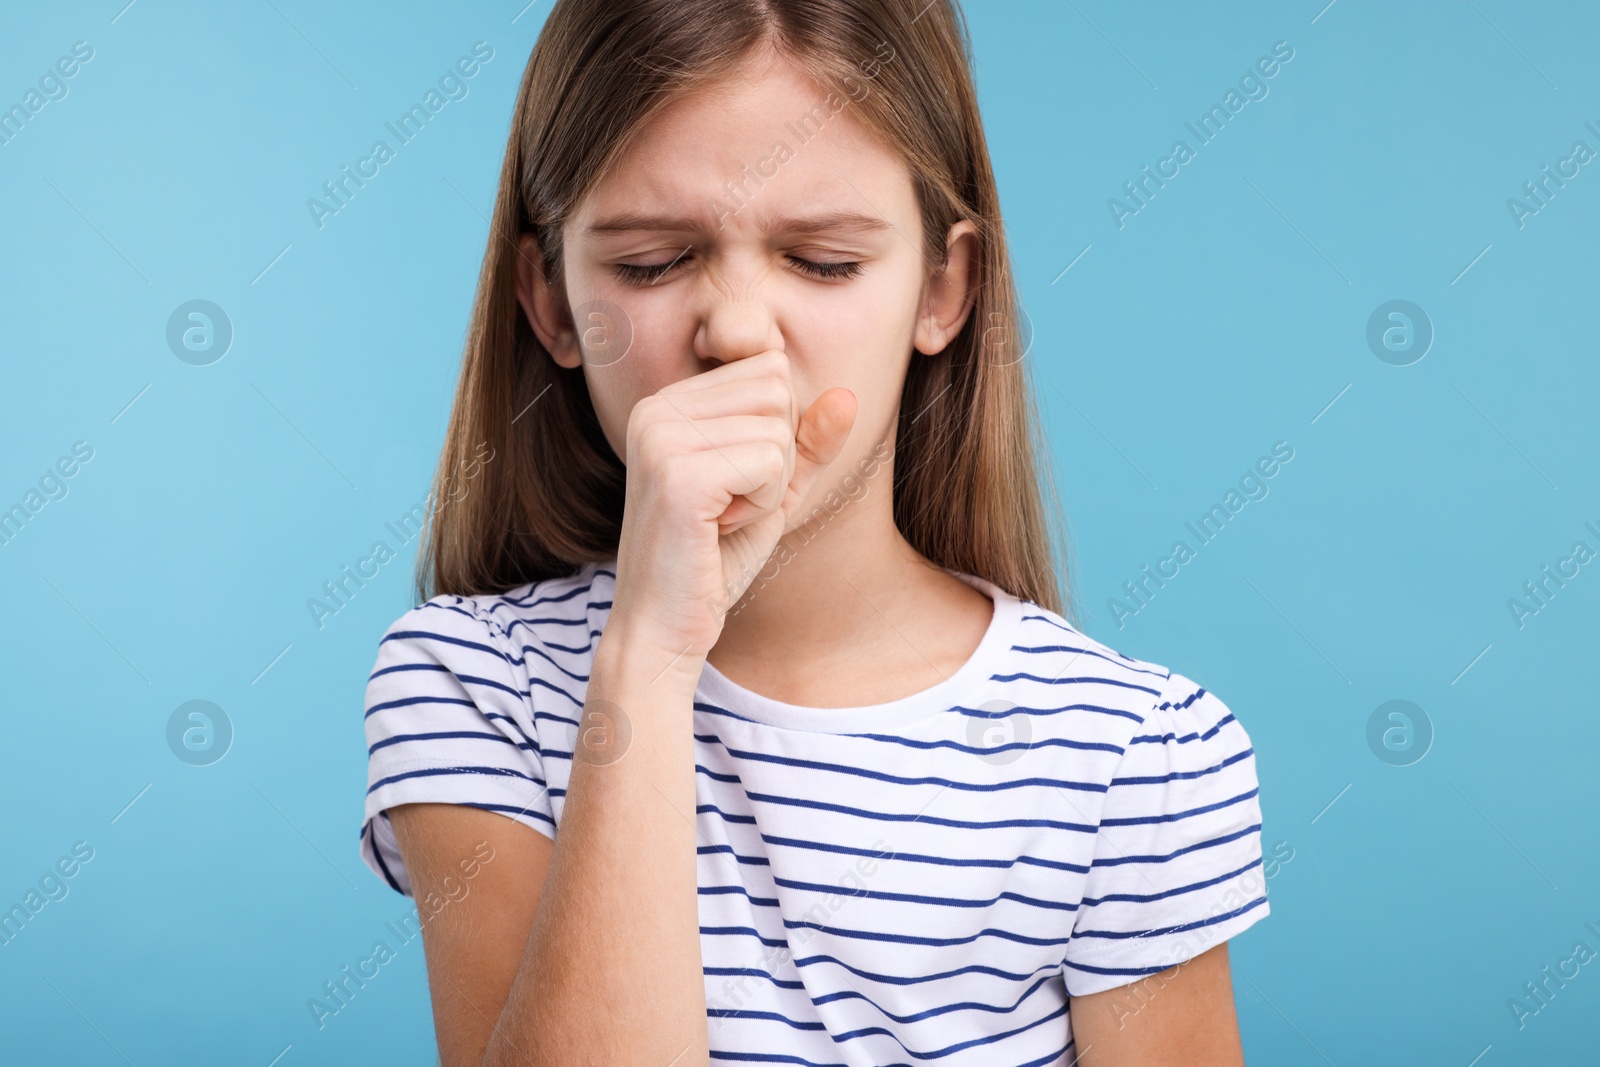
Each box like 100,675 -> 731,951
913,220 -> 981,357
512,232 -> 582,369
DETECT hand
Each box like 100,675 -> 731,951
608,349 -> 857,667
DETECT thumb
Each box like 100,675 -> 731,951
781,387 -> 858,523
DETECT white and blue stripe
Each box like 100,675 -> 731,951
360,558 -> 1269,1065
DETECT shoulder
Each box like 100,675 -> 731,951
373,559 -> 614,668
1003,599 -> 1255,770
1012,602 -> 1169,677
369,560 -> 616,727
359,569 -> 611,894
1005,599 -> 1173,712
470,558 -> 615,661
1011,609 -> 1271,993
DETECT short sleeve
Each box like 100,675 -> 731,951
358,596 -> 556,897
1061,671 -> 1269,996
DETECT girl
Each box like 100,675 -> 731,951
359,1 -> 1269,1064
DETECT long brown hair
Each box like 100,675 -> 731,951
416,0 -> 1077,623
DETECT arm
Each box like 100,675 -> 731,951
390,625 -> 710,1067
1068,943 -> 1246,1067
387,802 -> 553,1067
1062,670 -> 1269,1065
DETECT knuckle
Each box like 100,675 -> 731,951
761,440 -> 787,473
759,376 -> 791,414
657,452 -> 695,493
763,414 -> 792,445
754,352 -> 789,382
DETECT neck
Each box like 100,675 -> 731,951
707,482 -> 938,673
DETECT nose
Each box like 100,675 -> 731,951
693,295 -> 784,366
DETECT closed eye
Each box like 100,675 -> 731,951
610,255 -> 864,285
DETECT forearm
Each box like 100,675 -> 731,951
481,625 -> 709,1066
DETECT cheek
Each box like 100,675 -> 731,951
580,346 -> 680,464
581,366 -> 641,463
795,315 -> 914,473
800,285 -> 916,391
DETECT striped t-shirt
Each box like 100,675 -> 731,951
359,558 -> 1269,1065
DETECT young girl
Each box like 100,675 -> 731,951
359,1 -> 1269,1063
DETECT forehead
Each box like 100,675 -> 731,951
572,49 -> 912,233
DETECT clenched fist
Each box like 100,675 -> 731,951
607,349 -> 857,666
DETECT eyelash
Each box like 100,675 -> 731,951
611,255 -> 864,285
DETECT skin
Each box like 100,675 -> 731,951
389,42 -> 1249,1066
1069,944 -> 1247,1066
523,41 -> 994,704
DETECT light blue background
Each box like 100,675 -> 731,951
2,0 -> 1595,1063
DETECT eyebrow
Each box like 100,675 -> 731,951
582,210 -> 893,238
